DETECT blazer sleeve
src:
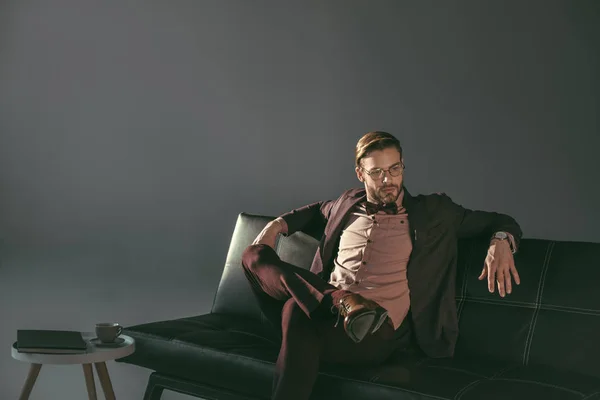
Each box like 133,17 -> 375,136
442,194 -> 523,251
278,200 -> 335,238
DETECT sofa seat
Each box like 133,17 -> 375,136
120,313 -> 280,399
119,313 -> 600,400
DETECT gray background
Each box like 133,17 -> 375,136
0,1 -> 598,398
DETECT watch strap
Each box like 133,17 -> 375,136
492,231 -> 517,254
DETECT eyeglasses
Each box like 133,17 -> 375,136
361,162 -> 405,180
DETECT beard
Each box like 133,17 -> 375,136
368,184 -> 400,204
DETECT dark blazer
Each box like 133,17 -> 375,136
279,186 -> 522,358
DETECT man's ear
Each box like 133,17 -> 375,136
355,166 -> 364,182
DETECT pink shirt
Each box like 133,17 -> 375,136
328,190 -> 412,330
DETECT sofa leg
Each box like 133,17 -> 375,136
143,373 -> 165,400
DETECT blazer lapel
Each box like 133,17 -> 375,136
328,191 -> 365,232
320,189 -> 366,275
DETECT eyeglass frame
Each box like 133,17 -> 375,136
360,161 -> 405,180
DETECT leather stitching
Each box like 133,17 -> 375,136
581,391 -> 600,400
454,379 -> 483,400
522,242 -> 555,366
457,297 -> 536,308
423,365 -> 487,378
454,297 -> 600,316
486,378 -> 585,396
538,304 -> 600,316
490,365 -> 516,378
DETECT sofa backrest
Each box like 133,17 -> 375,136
454,236 -> 600,378
211,213 -> 319,320
212,212 -> 600,378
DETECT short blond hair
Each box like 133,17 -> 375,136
355,131 -> 403,167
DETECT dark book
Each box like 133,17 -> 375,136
16,329 -> 88,354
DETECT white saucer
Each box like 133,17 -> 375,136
89,337 -> 125,347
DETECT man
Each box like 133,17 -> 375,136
242,131 -> 522,400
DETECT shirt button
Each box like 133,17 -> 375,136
401,220 -> 405,224
362,261 -> 367,265
367,239 -> 372,243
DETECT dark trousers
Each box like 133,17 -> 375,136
241,244 -> 412,400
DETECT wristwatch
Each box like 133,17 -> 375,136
492,231 -> 516,254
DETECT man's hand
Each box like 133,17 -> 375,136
252,218 -> 286,249
478,239 -> 520,297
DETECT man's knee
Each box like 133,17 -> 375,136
242,244 -> 279,271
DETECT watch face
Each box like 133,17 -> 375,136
495,232 -> 508,240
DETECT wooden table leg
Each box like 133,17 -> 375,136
94,362 -> 116,400
82,363 -> 98,400
19,363 -> 42,400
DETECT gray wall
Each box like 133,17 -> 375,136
0,1 -> 598,398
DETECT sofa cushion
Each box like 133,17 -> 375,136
211,214 -> 274,320
119,313 -> 600,399
211,213 -> 320,321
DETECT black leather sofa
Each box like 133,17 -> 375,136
118,213 -> 600,399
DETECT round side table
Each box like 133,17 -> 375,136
12,332 -> 135,400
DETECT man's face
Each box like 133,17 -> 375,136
355,147 -> 404,204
